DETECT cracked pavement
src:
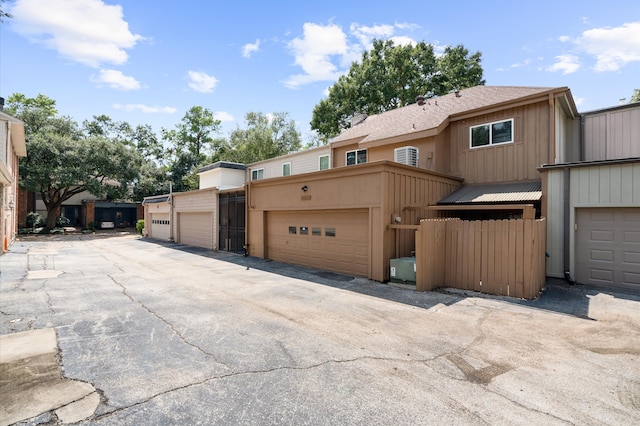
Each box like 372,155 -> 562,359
1,232 -> 639,425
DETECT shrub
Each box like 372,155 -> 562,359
87,221 -> 95,231
136,219 -> 145,235
26,212 -> 43,228
56,216 -> 71,227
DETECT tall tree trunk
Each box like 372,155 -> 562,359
45,201 -> 62,229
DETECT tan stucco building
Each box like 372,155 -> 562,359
0,109 -> 26,254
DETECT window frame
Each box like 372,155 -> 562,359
346,149 -> 367,166
251,168 -> 265,180
469,118 -> 514,149
319,154 -> 330,170
282,162 -> 291,176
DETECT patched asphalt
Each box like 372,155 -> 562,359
1,232 -> 639,425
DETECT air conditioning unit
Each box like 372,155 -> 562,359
390,257 -> 416,284
394,146 -> 419,167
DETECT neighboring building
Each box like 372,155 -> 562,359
247,145 -> 331,181
143,161 -> 246,252
540,102 -> 640,290
20,187 -> 143,229
0,108 -> 27,254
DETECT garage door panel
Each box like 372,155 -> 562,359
149,213 -> 170,241
576,207 -> 640,290
624,272 -> 640,285
178,212 -> 213,249
267,210 -> 369,277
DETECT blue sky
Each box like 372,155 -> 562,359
1,0 -> 639,144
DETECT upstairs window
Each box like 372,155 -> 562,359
346,149 -> 367,166
282,162 -> 291,176
470,119 -> 513,148
319,155 -> 330,170
251,168 -> 264,180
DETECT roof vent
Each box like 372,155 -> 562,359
455,89 -> 461,98
416,95 -> 426,106
350,112 -> 367,126
394,146 -> 419,167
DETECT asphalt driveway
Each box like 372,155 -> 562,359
1,233 -> 639,425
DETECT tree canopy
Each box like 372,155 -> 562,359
227,112 -> 301,164
630,89 -> 640,103
310,39 -> 485,141
7,94 -> 142,228
161,106 -> 223,192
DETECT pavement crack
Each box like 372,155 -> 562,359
107,275 -> 234,371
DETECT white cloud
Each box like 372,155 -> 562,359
285,22 -> 349,88
546,54 -> 581,74
187,70 -> 219,93
285,21 -> 419,89
573,97 -> 585,107
113,104 -> 177,114
576,22 -> 640,71
10,0 -> 143,67
214,111 -> 234,122
242,39 -> 260,58
558,35 -> 571,43
91,69 -> 140,91
350,23 -> 395,48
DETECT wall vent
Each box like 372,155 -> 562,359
394,146 -> 419,167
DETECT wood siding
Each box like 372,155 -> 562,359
584,106 -> 640,161
247,161 -> 462,281
542,161 -> 640,280
172,189 -> 218,249
416,218 -> 547,299
249,145 -> 331,180
447,102 -> 552,183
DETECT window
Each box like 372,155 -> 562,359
346,149 -> 367,165
288,226 -> 297,234
312,227 -> 321,236
470,119 -> 513,148
325,228 -> 336,237
319,155 -> 330,170
282,162 -> 291,176
251,168 -> 264,180
300,226 -> 308,235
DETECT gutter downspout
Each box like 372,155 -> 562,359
169,182 -> 174,242
563,166 -> 575,284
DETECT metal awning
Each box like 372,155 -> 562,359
438,182 -> 542,205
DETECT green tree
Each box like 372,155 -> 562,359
310,39 -> 485,141
8,94 -> 142,228
226,112 -> 301,164
162,106 -> 222,191
20,116 -> 141,228
630,89 -> 640,103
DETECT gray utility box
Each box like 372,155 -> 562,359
389,257 -> 416,284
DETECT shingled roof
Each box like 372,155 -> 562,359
331,86 -> 574,146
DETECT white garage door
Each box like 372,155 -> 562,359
149,213 -> 170,241
575,208 -> 640,290
267,210 -> 369,277
178,212 -> 214,249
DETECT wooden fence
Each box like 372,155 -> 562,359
415,218 -> 546,299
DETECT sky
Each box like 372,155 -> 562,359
1,0 -> 639,145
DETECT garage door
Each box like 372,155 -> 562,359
575,208 -> 640,290
178,212 -> 214,249
149,213 -> 170,241
267,210 -> 369,277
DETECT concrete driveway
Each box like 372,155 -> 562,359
1,233 -> 639,425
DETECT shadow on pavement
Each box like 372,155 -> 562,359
137,238 -> 640,321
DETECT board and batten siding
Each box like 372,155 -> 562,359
543,161 -> 640,278
171,189 -> 218,249
447,102 -> 552,184
583,105 -> 640,161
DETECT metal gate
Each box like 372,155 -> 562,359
219,191 -> 245,253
